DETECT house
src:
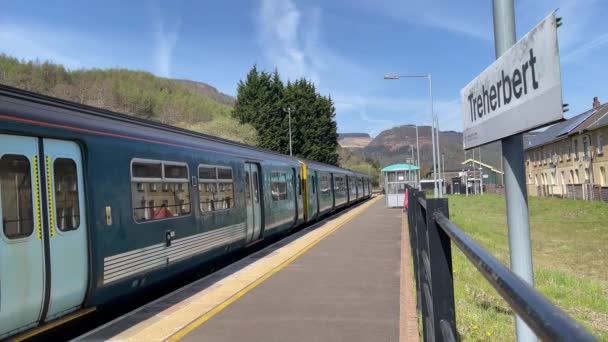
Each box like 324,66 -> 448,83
524,97 -> 608,200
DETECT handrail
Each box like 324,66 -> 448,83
404,185 -> 597,341
434,212 -> 596,341
417,196 -> 426,209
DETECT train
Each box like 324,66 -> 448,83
0,84 -> 372,339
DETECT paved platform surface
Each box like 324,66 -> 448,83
183,198 -> 402,342
77,196 -> 417,342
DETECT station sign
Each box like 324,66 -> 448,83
460,11 -> 563,149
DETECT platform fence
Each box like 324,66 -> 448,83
404,185 -> 597,341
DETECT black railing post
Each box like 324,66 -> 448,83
415,191 -> 435,341
407,188 -> 422,316
425,198 -> 457,341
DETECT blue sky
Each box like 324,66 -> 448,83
1,0 -> 607,136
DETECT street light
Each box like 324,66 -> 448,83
384,74 -> 440,197
285,107 -> 293,156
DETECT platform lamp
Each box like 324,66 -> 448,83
384,74 -> 437,195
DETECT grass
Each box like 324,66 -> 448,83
446,194 -> 608,340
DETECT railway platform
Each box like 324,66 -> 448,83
76,195 -> 419,342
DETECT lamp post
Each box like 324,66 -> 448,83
384,74 -> 438,196
286,107 -> 293,156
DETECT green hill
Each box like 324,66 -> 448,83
0,54 -> 257,144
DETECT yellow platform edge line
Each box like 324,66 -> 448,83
166,196 -> 380,342
10,307 -> 96,342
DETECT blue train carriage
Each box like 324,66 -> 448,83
0,85 -> 305,339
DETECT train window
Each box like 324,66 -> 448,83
252,171 -> 260,203
164,164 -> 188,179
311,175 -> 316,194
298,175 -> 302,195
54,158 -> 80,231
1,155 -> 34,239
131,160 -> 191,223
198,165 -> 234,212
271,171 -> 288,201
334,176 -> 347,197
132,162 -> 162,179
320,174 -> 330,194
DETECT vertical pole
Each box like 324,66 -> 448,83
429,75 -> 438,198
436,117 -> 443,196
288,107 -> 293,156
492,1 -> 535,341
416,125 -> 421,190
442,154 -> 446,194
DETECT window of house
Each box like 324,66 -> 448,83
583,137 -> 589,157
585,168 -> 590,182
271,171 -> 288,201
567,142 -> 572,160
54,158 -> 80,231
561,171 -> 566,185
601,167 -> 606,186
131,160 -> 191,223
558,145 -> 563,162
575,169 -> 580,183
569,170 -> 574,184
573,139 -> 579,160
1,154 -> 34,239
198,165 -> 234,212
598,134 -> 604,154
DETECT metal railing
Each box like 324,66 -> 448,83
405,185 -> 597,341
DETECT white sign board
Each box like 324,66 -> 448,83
460,11 -> 563,149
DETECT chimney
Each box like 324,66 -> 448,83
593,97 -> 600,109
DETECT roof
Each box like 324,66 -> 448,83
525,103 -> 608,150
461,159 -> 504,174
381,163 -> 420,172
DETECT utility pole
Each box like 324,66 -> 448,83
442,153 -> 446,194
288,107 -> 293,156
415,125 -> 421,190
436,116 -> 443,196
428,77 -> 439,198
493,1 -> 535,341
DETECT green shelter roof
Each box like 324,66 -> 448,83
380,163 -> 420,172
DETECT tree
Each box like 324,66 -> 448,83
233,65 -> 340,165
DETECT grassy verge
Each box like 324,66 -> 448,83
446,194 -> 608,340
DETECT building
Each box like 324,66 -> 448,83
381,164 -> 419,207
525,97 -> 608,200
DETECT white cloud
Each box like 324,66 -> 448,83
561,32 -> 608,65
257,0 -> 319,83
334,92 -> 462,135
154,18 -> 179,77
0,22 -> 82,69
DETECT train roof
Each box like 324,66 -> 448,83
0,84 -> 372,176
0,85 -> 298,164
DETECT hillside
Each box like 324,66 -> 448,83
338,132 -> 372,150
0,54 -> 256,144
354,125 -> 502,176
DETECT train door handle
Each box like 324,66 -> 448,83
165,230 -> 175,247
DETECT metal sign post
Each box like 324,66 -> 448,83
493,1 -> 534,341
460,3 -> 564,341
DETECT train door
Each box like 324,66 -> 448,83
244,163 -> 262,242
314,171 -> 320,217
292,168 -> 299,224
0,136 -> 88,338
42,139 -> 88,321
0,135 -> 45,337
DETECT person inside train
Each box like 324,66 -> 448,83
153,203 -> 173,219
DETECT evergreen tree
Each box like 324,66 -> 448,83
233,65 -> 340,165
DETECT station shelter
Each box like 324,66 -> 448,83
381,163 -> 420,208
